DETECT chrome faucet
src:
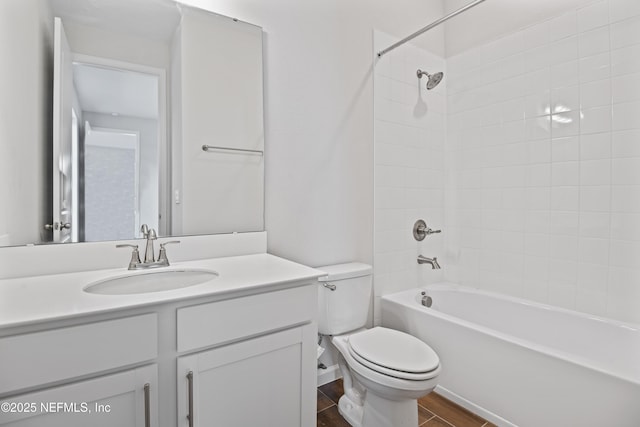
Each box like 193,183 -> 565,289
417,255 -> 441,269
141,224 -> 157,263
116,224 -> 181,270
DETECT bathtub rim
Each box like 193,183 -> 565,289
381,283 -> 640,387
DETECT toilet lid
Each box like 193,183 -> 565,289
348,327 -> 439,379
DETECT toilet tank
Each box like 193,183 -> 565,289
317,262 -> 372,335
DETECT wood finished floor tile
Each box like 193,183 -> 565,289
423,416 -> 455,426
482,422 -> 498,427
317,405 -> 351,427
418,404 -> 436,425
318,378 -> 344,404
418,392 -> 486,427
317,390 -> 335,413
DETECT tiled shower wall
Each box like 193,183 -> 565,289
444,0 -> 640,323
373,31 -> 446,324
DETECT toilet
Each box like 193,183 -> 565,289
318,263 -> 440,427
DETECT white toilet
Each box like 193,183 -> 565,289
317,263 -> 440,427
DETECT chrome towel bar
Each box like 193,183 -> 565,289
201,144 -> 263,155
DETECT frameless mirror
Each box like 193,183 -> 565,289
0,0 -> 264,247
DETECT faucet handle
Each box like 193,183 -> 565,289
160,240 -> 181,249
158,240 -> 181,266
116,244 -> 141,270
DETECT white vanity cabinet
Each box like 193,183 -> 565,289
0,314 -> 159,427
175,286 -> 317,427
0,365 -> 157,427
0,279 -> 318,427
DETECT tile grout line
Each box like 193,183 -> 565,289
316,403 -> 336,415
419,414 -> 437,426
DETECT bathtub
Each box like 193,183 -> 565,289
381,283 -> 640,427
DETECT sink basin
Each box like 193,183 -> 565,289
84,268 -> 219,295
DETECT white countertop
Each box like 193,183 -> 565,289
0,253 -> 322,330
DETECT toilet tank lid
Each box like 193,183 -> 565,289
316,262 -> 372,282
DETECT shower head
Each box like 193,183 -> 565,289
417,69 -> 444,90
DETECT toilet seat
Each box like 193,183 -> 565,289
347,327 -> 439,381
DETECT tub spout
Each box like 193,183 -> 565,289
418,255 -> 441,269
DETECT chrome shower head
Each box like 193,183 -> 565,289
417,69 -> 444,90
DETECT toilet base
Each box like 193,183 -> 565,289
338,394 -> 364,427
338,389 -> 418,427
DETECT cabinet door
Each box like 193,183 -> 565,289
177,325 -> 316,427
0,365 -> 157,427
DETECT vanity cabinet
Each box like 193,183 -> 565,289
175,284 -> 317,427
0,365 -> 157,427
0,280 -> 318,427
177,326 -> 313,427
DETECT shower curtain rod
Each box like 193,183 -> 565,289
377,0 -> 487,58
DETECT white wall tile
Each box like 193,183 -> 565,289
612,101 -> 640,130
578,237 -> 609,265
549,11 -> 578,41
581,159 -> 611,185
551,186 -> 580,210
612,157 -> 640,184
580,79 -> 612,109
552,136 -> 580,162
611,213 -> 640,241
552,162 -> 580,186
578,27 -> 610,58
609,0 -> 640,23
610,15 -> 640,49
552,60 -> 579,88
579,52 -> 611,83
580,105 -> 612,134
577,1 -> 609,33
612,185 -> 640,212
551,111 -> 581,137
579,212 -> 611,238
580,132 -> 611,160
612,72 -> 640,104
552,85 -> 580,112
611,44 -> 640,76
580,186 -> 611,211
612,129 -> 640,158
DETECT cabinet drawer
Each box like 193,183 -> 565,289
0,314 -> 157,395
177,284 -> 315,352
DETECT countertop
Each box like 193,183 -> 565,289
0,253 -> 322,330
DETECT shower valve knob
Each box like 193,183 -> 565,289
413,219 -> 441,241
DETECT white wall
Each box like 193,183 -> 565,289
445,0 -> 640,324
372,31 -> 446,324
0,0 -> 53,246
181,0 -> 445,267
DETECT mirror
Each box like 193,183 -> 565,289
0,0 -> 264,247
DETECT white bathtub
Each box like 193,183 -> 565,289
381,283 -> 640,427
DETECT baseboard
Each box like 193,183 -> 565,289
434,385 -> 516,427
317,364 -> 341,387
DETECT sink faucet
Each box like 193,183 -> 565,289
417,255 -> 441,269
141,224 -> 157,263
116,224 -> 181,270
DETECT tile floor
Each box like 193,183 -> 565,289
317,379 -> 496,427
